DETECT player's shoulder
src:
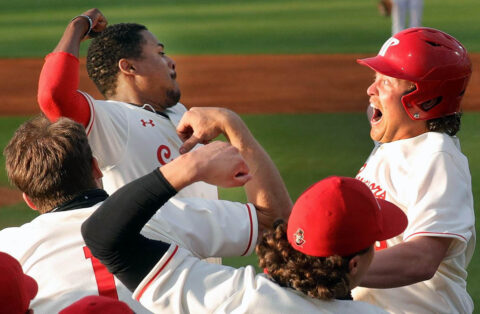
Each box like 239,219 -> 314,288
383,132 -> 462,160
409,132 -> 460,152
164,103 -> 188,126
165,103 -> 187,116
412,132 -> 467,166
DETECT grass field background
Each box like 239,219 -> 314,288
1,0 -> 479,310
1,0 -> 480,57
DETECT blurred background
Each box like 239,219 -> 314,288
0,0 -> 479,310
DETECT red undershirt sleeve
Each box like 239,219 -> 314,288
37,51 -> 91,127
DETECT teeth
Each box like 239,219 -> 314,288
370,103 -> 378,109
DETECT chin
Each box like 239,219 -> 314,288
166,89 -> 181,107
370,130 -> 382,143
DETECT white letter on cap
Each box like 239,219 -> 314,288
378,37 -> 400,57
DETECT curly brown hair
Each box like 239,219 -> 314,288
427,113 -> 461,136
256,220 -> 369,300
86,23 -> 147,97
4,115 -> 96,213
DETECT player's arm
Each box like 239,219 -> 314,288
82,141 -> 250,291
177,107 -> 293,233
359,236 -> 452,288
37,8 -> 107,126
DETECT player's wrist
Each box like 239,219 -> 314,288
70,15 -> 93,39
159,154 -> 197,191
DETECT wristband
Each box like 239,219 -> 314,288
71,14 -> 93,38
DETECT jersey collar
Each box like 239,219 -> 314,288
49,189 -> 109,213
127,103 -> 169,118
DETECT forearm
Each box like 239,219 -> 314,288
223,113 -> 293,230
360,237 -> 451,288
53,18 -> 89,56
81,169 -> 176,291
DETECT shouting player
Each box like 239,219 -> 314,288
0,112 -> 290,312
353,28 -> 475,313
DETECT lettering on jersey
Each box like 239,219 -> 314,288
157,144 -> 172,165
375,240 -> 388,251
356,176 -> 387,200
141,119 -> 155,127
293,228 -> 306,247
378,37 -> 400,57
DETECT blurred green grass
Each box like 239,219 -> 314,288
0,0 -> 479,57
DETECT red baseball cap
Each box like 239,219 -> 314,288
59,295 -> 133,314
287,176 -> 407,257
0,252 -> 38,313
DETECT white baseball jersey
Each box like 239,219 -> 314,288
353,132 -> 475,314
133,244 -> 387,314
0,197 -> 257,313
80,91 -> 217,199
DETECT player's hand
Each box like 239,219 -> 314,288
191,141 -> 251,187
177,107 -> 239,154
80,8 -> 108,40
161,141 -> 251,189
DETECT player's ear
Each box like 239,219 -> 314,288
91,157 -> 104,189
91,157 -> 103,180
348,255 -> 360,276
118,58 -> 136,75
22,193 -> 39,211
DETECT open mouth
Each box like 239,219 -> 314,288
370,103 -> 383,125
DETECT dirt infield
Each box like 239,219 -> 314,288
2,54 -> 480,115
1,54 -> 479,206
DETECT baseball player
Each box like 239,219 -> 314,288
0,114 -> 290,313
391,0 -> 423,35
37,8 -> 227,200
352,28 -> 475,313
82,172 -> 408,313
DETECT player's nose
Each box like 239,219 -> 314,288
367,80 -> 378,96
166,56 -> 176,70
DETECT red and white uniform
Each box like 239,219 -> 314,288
353,132 -> 475,313
133,246 -> 387,313
81,92 -> 217,199
0,198 -> 257,313
38,52 -> 217,198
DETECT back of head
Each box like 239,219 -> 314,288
257,221 -> 361,300
0,252 -> 38,313
87,23 -> 147,97
4,115 -> 95,213
257,176 -> 407,300
358,27 -> 471,121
